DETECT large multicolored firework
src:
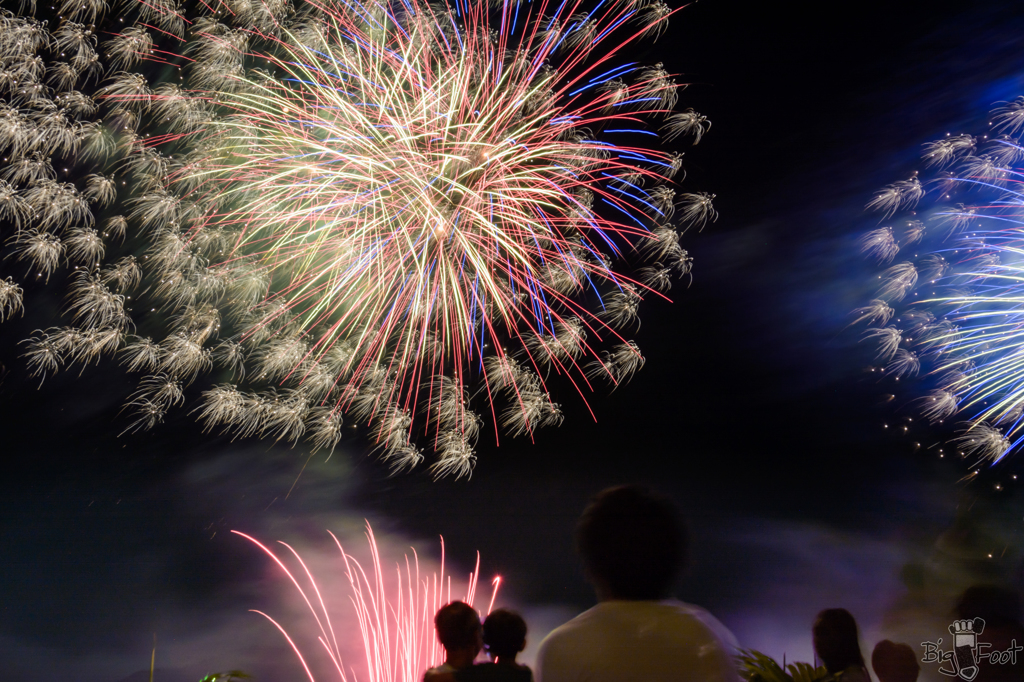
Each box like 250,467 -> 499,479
235,524 -> 499,682
0,0 -> 711,476
856,97 -> 1024,466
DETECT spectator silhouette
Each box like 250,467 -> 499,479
425,601 -> 482,681
871,640 -> 919,682
812,608 -> 869,682
535,485 -> 740,682
446,609 -> 534,682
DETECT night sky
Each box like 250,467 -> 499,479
3,1 -> 1024,681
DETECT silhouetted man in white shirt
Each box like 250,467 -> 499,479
536,485 -> 740,682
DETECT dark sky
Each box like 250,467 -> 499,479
3,1 -> 1024,681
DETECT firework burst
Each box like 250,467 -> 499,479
0,0 -> 711,475
856,98 -> 1024,466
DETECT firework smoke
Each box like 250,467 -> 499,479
0,0 -> 711,476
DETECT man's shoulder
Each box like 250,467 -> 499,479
538,600 -> 737,652
663,600 -> 740,650
536,604 -> 603,649
536,601 -> 741,682
426,664 -> 457,675
424,663 -> 458,682
535,608 -> 592,664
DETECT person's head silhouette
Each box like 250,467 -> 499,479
576,485 -> 687,600
813,608 -> 865,675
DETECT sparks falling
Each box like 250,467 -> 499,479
234,523 -> 499,682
